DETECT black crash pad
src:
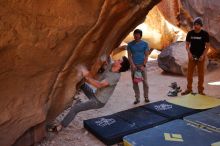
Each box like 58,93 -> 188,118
84,107 -> 168,145
123,120 -> 220,146
84,114 -> 137,145
117,107 -> 168,130
142,100 -> 201,119
184,106 -> 220,133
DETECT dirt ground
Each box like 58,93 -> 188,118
38,60 -> 220,146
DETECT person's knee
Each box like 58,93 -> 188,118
97,102 -> 105,108
91,99 -> 105,108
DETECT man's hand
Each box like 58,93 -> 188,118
140,65 -> 145,71
81,66 -> 89,77
199,54 -> 205,61
188,52 -> 193,61
131,64 -> 137,71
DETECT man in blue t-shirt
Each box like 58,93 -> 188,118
127,29 -> 150,104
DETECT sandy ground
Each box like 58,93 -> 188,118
38,60 -> 220,146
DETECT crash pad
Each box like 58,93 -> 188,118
142,100 -> 201,120
167,93 -> 220,109
123,120 -> 220,146
84,107 -> 168,145
184,106 -> 220,133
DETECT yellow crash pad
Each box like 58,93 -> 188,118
167,94 -> 220,109
124,140 -> 132,146
212,141 -> 220,146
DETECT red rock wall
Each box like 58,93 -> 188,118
181,0 -> 220,56
158,0 -> 220,56
157,0 -> 181,26
0,0 -> 161,145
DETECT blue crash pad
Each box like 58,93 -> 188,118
117,107 -> 168,130
84,106 -> 168,145
142,100 -> 201,120
124,120 -> 220,146
84,114 -> 137,145
184,106 -> 220,133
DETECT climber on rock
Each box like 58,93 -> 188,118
51,56 -> 130,132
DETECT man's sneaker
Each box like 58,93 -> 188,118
133,100 -> 140,105
181,90 -> 192,95
199,92 -> 206,95
145,98 -> 150,103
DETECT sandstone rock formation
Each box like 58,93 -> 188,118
158,41 -> 209,75
124,6 -> 186,50
158,42 -> 188,75
0,0 -> 161,145
117,0 -> 220,76
181,0 -> 220,56
158,0 -> 220,56
156,0 -> 220,75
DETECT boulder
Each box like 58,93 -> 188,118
158,41 -> 209,76
158,41 -> 188,75
0,0 -> 161,145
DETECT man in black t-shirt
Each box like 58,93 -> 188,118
182,17 -> 209,95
